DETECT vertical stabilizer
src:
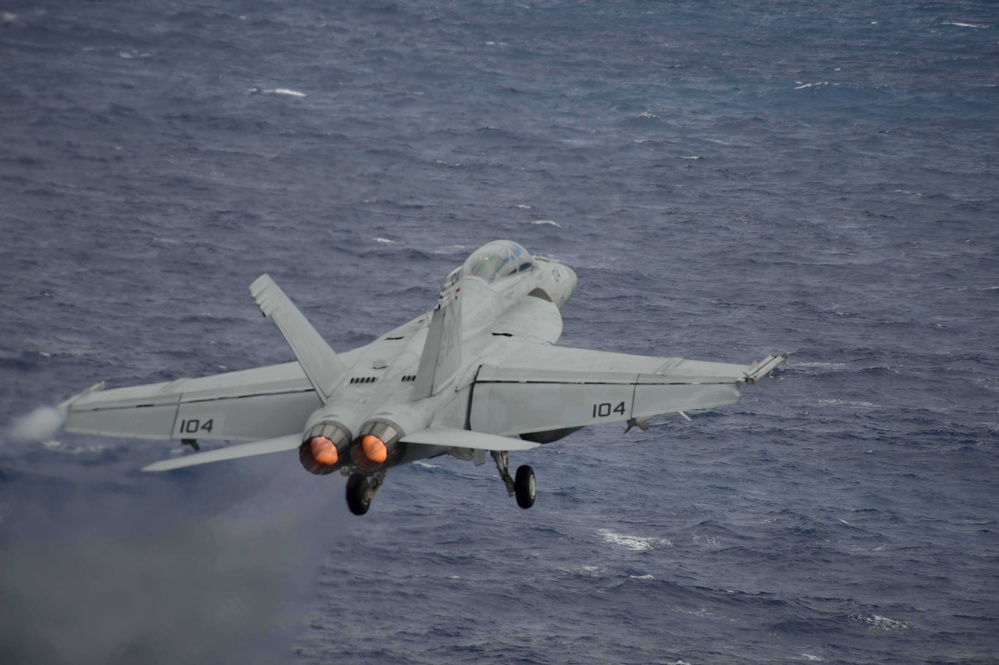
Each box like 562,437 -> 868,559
250,274 -> 348,403
412,267 -> 464,400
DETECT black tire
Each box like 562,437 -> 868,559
515,465 -> 536,509
346,473 -> 371,516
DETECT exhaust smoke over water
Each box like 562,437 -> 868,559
0,457 -> 349,665
7,405 -> 67,443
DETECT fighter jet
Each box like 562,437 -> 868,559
64,240 -> 787,515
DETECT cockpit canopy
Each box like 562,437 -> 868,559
463,240 -> 535,284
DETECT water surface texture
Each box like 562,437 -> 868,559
2,1 -> 997,663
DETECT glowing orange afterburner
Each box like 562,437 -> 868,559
361,434 -> 388,463
310,436 -> 338,465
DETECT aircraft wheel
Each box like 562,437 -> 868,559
515,465 -> 536,509
346,473 -> 371,516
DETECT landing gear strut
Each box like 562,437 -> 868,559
492,451 -> 536,509
346,471 -> 386,516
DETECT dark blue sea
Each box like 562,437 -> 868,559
2,1 -> 997,663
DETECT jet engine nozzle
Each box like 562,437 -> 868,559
310,436 -> 338,465
299,421 -> 352,475
360,435 -> 388,463
350,420 -> 406,471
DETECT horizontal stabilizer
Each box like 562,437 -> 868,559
250,274 -> 347,402
142,434 -> 301,472
401,426 -> 539,452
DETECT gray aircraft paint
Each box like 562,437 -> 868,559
64,240 -> 785,512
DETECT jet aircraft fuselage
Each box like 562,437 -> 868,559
64,240 -> 785,515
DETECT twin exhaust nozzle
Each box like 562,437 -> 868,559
298,421 -> 352,475
298,419 -> 403,475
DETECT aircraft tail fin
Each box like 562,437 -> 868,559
412,267 -> 464,400
250,274 -> 348,402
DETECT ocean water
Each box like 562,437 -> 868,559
1,1 -> 998,663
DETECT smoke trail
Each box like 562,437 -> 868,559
7,404 -> 67,442
0,448 -> 349,665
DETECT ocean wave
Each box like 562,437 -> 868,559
247,87 -> 307,97
598,528 -> 672,552
942,22 -> 988,29
849,613 -> 912,632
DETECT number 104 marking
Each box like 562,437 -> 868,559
592,402 -> 626,418
180,418 -> 214,434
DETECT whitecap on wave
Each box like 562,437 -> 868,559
794,81 -> 831,90
558,565 -> 607,577
598,528 -> 672,551
531,220 -> 561,228
850,613 -> 912,632
794,361 -> 847,371
817,398 -> 879,408
247,87 -> 306,97
40,439 -> 111,455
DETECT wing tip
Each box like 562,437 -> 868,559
250,274 -> 280,317
742,352 -> 789,384
60,381 -> 106,409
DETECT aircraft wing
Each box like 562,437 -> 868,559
64,362 -> 321,441
469,345 -> 786,437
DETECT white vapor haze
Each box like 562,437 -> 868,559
8,405 -> 67,442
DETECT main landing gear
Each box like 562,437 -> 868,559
343,454 -> 537,515
346,471 -> 386,516
492,451 -> 536,509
